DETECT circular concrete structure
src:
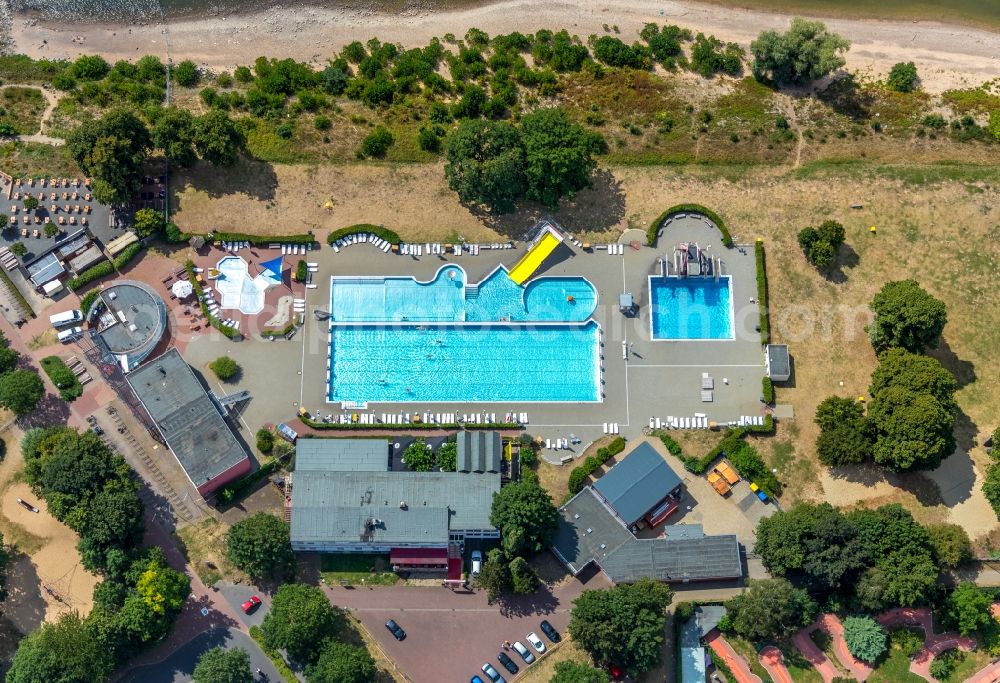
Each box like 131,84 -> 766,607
88,280 -> 167,370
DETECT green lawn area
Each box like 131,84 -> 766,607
728,636 -> 771,682
320,553 -> 399,586
40,355 -> 82,401
868,629 -> 925,683
939,647 -> 993,683
774,640 -> 824,683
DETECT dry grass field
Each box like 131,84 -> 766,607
174,158 -> 1000,544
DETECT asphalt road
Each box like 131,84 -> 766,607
120,628 -> 280,683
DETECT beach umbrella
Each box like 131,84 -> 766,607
171,280 -> 194,299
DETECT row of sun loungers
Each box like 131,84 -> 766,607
279,243 -> 312,255
607,243 -> 625,255
0,246 -> 18,271
546,438 -> 570,449
331,233 -> 392,253
65,356 -> 92,386
737,415 -> 767,427
602,423 -> 621,434
650,416 -> 711,429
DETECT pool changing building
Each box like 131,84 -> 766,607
552,443 -> 743,584
291,438 -> 501,577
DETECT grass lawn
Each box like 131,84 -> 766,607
939,647 -> 993,683
319,553 -> 399,586
775,639 -> 824,683
728,635 -> 771,682
868,629 -> 926,683
0,87 -> 46,135
517,639 -> 593,683
39,355 -> 82,402
175,517 -> 246,586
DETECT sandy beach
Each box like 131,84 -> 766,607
9,0 -> 1000,93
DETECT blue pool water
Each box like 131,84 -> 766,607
328,323 -> 600,403
329,265 -> 597,323
649,276 -> 733,340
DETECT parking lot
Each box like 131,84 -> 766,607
325,568 -> 611,683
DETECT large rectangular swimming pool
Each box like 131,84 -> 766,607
649,276 -> 734,340
328,323 -> 600,403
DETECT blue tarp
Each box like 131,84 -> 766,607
260,255 -> 283,278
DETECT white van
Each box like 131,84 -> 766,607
49,309 -> 83,327
56,326 -> 82,343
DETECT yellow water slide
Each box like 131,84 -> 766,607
507,226 -> 564,284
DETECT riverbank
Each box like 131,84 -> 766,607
9,0 -> 1000,93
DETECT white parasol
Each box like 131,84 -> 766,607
171,279 -> 194,299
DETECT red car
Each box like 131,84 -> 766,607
241,595 -> 262,614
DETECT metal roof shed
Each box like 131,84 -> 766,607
766,344 -> 790,382
592,442 -> 683,526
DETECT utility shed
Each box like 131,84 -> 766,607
456,430 -> 502,473
765,344 -> 790,382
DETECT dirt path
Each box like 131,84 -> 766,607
0,84 -> 60,139
11,0 -> 1000,93
704,630 -> 763,683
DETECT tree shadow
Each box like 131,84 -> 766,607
15,391 -> 70,430
494,581 -> 560,618
171,158 -> 279,204
825,243 -> 860,284
927,340 -> 976,391
463,168 -> 626,239
4,552 -> 45,635
814,74 -> 873,121
826,462 -> 947,508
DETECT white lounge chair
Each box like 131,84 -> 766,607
603,423 -> 608,434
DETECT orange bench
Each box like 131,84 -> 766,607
708,471 -> 731,495
716,461 -> 740,485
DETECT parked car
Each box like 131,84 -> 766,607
471,677 -> 486,683
540,620 -> 561,643
384,619 -> 406,641
471,549 -> 483,575
526,631 -> 546,654
512,640 -> 535,664
497,651 -> 519,674
481,663 -> 506,683
241,596 -> 262,614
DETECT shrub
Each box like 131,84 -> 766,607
930,650 -> 958,680
256,428 -> 274,454
729,440 -> 781,496
172,60 -> 200,87
762,377 -> 775,404
40,356 -> 83,402
755,239 -> 769,343
327,224 -> 401,246
647,204 -> 732,247
314,115 -> 332,131
9,242 -> 26,258
843,616 -> 887,663
294,260 -> 307,283
568,468 -> 589,495
887,61 -> 918,93
658,433 -> 682,457
210,356 -> 239,381
359,126 -> 394,158
79,290 -> 99,316
674,601 -> 695,623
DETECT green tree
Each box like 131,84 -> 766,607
69,478 -> 145,550
472,547 -> 511,603
210,356 -> 240,381
868,279 -> 947,353
569,579 -> 673,676
359,126 -> 394,158
0,369 -> 45,415
750,18 -> 850,85
887,61 -> 918,92
814,396 -> 871,466
402,439 -> 434,471
519,108 -> 602,210
816,219 -> 846,248
723,578 -> 817,641
193,647 -> 253,683
194,111 -> 245,166
7,612 -> 112,683
868,386 -> 954,470
151,107 -> 198,168
262,584 -> 342,665
23,195 -> 38,212
444,118 -> 526,213
67,109 -> 151,204
843,616 -> 887,663
173,59 -> 201,87
437,441 -> 457,471
135,558 -> 191,615
943,583 -> 993,636
984,462 -> 1000,519
489,477 -> 559,558
0,532 -> 12,602
754,503 -> 866,593
869,348 -> 958,414
72,55 -> 111,80
9,241 -> 26,258
509,555 -> 540,594
926,523 -> 972,569
0,334 -> 21,374
256,428 -> 274,454
990,110 -> 1000,142
132,207 -> 165,238
808,240 -> 835,270
226,512 -> 294,579
551,660 -> 610,683
306,641 -> 376,683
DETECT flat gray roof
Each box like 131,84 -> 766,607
26,252 -> 63,286
457,431 -> 501,473
767,344 -> 790,377
127,348 -> 248,488
553,487 -> 743,583
66,244 -> 104,274
93,281 -> 167,368
296,438 -> 388,472
593,442 -> 683,525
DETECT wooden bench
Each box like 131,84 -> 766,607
559,455 -> 573,464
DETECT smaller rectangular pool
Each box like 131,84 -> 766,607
649,276 -> 733,340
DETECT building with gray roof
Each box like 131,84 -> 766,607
552,443 -> 742,584
592,441 -> 682,527
456,430 -> 502,473
291,438 -> 500,555
766,344 -> 790,382
89,281 -> 168,371
127,348 -> 249,497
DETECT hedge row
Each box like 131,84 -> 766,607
300,415 -> 521,431
755,239 -> 770,344
67,260 -> 113,291
728,439 -> 781,497
0,266 -> 34,317
327,223 -> 401,246
261,321 -> 296,339
659,432 -> 683,457
248,626 -> 297,683
185,260 -> 240,339
568,436 -> 626,495
214,230 -> 316,247
762,377 -> 775,404
218,457 -> 284,505
678,428 -> 747,474
40,355 -> 82,402
80,289 -> 99,316
647,204 -> 733,248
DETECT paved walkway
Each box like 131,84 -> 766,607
119,628 -> 280,683
819,614 -> 874,681
758,646 -> 793,683
790,622 -> 839,683
876,607 -> 976,682
703,630 -> 762,683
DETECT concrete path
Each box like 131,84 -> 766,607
819,613 -> 874,681
876,607 -> 976,683
966,660 -> 1000,683
759,646 -> 793,683
790,622 -> 839,683
703,630 -> 763,683
119,628 -> 280,683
